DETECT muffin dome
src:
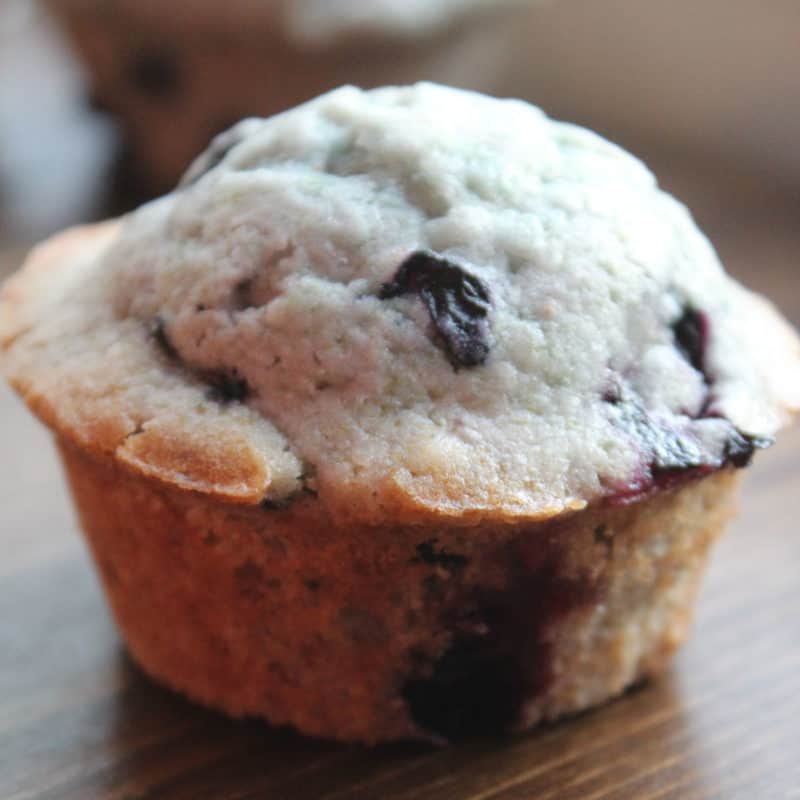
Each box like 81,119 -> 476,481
3,84 -> 799,523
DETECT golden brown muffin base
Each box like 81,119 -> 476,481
57,437 -> 740,744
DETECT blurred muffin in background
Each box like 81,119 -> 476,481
47,0 -> 534,200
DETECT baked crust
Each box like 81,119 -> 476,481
1,224 -> 300,508
58,438 -> 740,743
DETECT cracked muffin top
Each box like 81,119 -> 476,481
2,84 -> 799,524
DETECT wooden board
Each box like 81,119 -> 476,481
1,164 -> 799,799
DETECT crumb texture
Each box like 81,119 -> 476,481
2,84 -> 799,520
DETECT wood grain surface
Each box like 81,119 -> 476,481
1,160 -> 799,800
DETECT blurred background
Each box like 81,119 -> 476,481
0,0 -> 798,309
1,4 -> 798,797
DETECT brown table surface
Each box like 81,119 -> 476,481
1,158 -> 799,800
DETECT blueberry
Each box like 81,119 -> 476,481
403,634 -> 524,740
260,496 -> 294,511
412,539 -> 469,570
150,317 -> 177,360
672,306 -> 709,376
603,381 -> 773,502
722,429 -> 773,468
380,250 -> 492,369
261,469 -> 317,511
609,391 -> 707,474
403,539 -> 598,741
594,524 -> 613,550
205,370 -> 250,404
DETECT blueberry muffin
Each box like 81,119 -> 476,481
47,0 -> 532,198
2,84 -> 799,744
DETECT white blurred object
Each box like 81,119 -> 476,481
0,0 -> 115,236
283,0 -> 533,42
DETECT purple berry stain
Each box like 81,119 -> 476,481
204,370 -> 250,404
403,534 -> 598,741
603,377 -> 771,505
380,250 -> 492,369
150,317 -> 177,360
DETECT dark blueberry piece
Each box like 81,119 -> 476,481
205,370 -> 250,404
231,278 -> 254,311
150,317 -> 178,360
261,475 -> 318,510
603,385 -> 622,405
594,524 -> 614,551
603,384 -> 720,503
603,381 -> 775,505
403,635 -> 524,740
403,538 -> 598,741
260,495 -> 294,511
648,426 -> 708,475
380,250 -> 492,369
179,125 -> 246,187
262,487 -> 318,510
128,47 -> 182,100
413,539 -> 469,571
723,429 -> 773,469
672,306 -> 709,375
611,394 -> 708,475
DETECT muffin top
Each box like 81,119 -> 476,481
2,84 -> 799,524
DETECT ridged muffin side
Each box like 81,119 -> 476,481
59,437 -> 739,743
